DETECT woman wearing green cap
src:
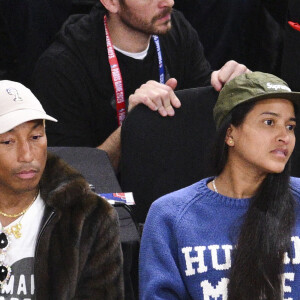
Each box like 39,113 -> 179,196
139,72 -> 300,300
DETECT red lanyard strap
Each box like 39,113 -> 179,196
288,21 -> 300,32
104,15 -> 126,126
104,15 -> 165,126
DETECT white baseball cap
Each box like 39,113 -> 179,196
0,80 -> 57,134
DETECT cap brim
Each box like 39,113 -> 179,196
238,91 -> 300,108
0,109 -> 57,134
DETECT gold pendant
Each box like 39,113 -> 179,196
6,223 -> 22,239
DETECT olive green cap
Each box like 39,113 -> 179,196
213,72 -> 300,129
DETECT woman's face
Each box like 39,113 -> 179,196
227,98 -> 296,175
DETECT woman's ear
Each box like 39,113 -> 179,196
225,125 -> 235,147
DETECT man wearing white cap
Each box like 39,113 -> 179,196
0,80 -> 124,299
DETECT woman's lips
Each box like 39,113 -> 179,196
271,148 -> 288,158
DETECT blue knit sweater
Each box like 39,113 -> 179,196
139,177 -> 300,299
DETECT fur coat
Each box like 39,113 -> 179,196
34,152 -> 124,299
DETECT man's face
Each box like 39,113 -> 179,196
118,0 -> 174,35
0,120 -> 47,195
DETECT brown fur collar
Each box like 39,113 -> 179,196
39,152 -> 96,211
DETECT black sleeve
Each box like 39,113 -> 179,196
32,52 -> 97,147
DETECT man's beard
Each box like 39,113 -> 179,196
119,5 -> 172,36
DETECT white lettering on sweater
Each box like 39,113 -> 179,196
200,278 -> 228,300
181,246 -> 207,275
181,236 -> 299,299
208,245 -> 233,271
284,236 -> 300,264
283,273 -> 295,300
181,244 -> 233,276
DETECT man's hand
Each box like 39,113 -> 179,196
211,60 -> 251,91
128,78 -> 181,117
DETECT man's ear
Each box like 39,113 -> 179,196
225,125 -> 235,147
100,0 -> 120,13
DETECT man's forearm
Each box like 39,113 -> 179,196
97,127 -> 121,172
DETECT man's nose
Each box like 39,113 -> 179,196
17,141 -> 34,163
158,0 -> 174,9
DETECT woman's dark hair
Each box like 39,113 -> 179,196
213,100 -> 296,300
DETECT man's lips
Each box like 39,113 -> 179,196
158,13 -> 171,22
15,169 -> 38,179
154,8 -> 172,22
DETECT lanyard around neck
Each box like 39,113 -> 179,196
104,15 -> 165,126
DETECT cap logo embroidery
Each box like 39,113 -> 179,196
266,83 -> 291,92
6,88 -> 23,102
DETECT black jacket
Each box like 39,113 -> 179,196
32,5 -> 212,147
34,152 -> 124,299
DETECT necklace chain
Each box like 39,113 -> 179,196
212,178 -> 218,193
0,191 -> 39,218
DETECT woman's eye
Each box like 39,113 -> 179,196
264,119 -> 273,126
32,135 -> 42,140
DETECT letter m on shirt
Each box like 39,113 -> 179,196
201,278 -> 228,300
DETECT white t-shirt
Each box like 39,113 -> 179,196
0,194 -> 45,299
114,43 -> 150,60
